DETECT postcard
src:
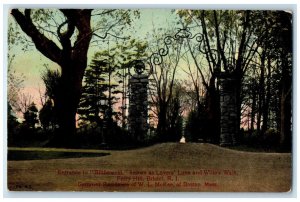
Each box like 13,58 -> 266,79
7,8 -> 292,192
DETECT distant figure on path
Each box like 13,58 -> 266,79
180,136 -> 186,144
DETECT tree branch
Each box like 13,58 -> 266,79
11,9 -> 62,64
187,40 -> 209,90
91,9 -> 116,16
213,11 -> 228,71
235,11 -> 250,75
200,11 -> 217,70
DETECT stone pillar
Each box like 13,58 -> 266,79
219,73 -> 238,146
128,74 -> 149,142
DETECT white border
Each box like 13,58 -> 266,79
1,1 -> 299,201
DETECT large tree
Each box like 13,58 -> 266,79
78,39 -> 148,127
78,54 -> 119,126
178,10 -> 277,144
11,9 -> 92,145
250,11 -> 292,149
11,9 -> 135,146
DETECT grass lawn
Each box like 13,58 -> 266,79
7,143 -> 291,192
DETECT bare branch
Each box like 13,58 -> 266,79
11,9 -> 62,64
91,9 -> 117,16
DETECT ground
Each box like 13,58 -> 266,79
7,143 -> 291,192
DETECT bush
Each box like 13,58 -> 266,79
241,128 -> 280,149
262,129 -> 280,147
76,121 -> 136,149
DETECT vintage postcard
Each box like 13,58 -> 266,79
6,8 -> 292,192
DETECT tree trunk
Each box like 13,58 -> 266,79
250,82 -> 257,133
279,60 -> 292,151
262,56 -> 271,134
234,76 -> 242,144
54,68 -> 82,146
205,76 -> 220,143
157,104 -> 168,141
234,11 -> 250,144
257,50 -> 266,135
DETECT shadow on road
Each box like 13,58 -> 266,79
8,150 -> 110,161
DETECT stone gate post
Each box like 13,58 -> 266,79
219,72 -> 238,146
128,74 -> 149,142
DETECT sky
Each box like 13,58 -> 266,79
8,9 -> 182,112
